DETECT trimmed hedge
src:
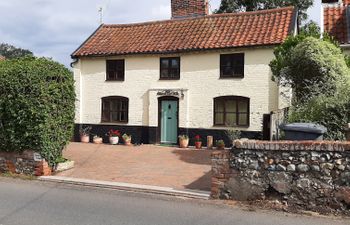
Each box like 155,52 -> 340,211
0,57 -> 75,166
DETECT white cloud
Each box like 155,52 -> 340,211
0,0 -> 222,67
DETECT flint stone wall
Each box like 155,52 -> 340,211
0,150 -> 43,175
211,140 -> 350,213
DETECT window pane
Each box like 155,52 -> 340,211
103,100 -> 110,111
102,108 -> 109,122
215,113 -> 224,125
161,59 -> 169,69
169,69 -> 179,78
225,100 -> 236,113
233,66 -> 244,76
111,101 -> 120,111
215,100 -> 224,112
107,71 -> 115,80
111,112 -> 119,122
120,101 -> 127,111
161,69 -> 169,78
238,113 -> 248,126
222,66 -> 232,76
171,59 -> 179,69
238,100 -> 248,113
226,113 -> 237,126
120,112 -> 127,121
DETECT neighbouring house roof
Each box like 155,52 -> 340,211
324,2 -> 350,44
0,55 -> 5,61
72,7 -> 297,58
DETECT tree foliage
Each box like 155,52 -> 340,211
215,0 -> 313,21
0,43 -> 33,59
0,57 -> 75,166
270,34 -> 350,140
288,84 -> 350,140
270,22 -> 344,100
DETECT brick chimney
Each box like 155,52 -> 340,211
171,0 -> 209,19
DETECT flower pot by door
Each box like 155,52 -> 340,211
124,139 -> 132,146
81,135 -> 90,143
109,136 -> 119,145
179,139 -> 189,148
195,142 -> 202,149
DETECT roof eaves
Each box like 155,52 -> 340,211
71,24 -> 104,58
75,43 -> 281,58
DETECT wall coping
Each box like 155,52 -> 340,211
233,140 -> 350,152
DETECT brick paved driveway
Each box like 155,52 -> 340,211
56,143 -> 212,191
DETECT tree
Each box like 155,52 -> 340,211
0,43 -> 33,59
270,36 -> 350,140
215,0 -> 313,21
0,57 -> 75,166
270,23 -> 348,102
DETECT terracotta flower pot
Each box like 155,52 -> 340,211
124,139 -> 132,146
80,135 -> 90,143
179,138 -> 189,148
195,141 -> 202,149
109,136 -> 119,145
217,144 -> 225,150
93,137 -> 103,144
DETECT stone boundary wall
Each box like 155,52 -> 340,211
211,140 -> 350,214
0,151 -> 51,176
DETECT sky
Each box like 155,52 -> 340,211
0,0 -> 221,67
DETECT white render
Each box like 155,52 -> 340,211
73,48 -> 284,133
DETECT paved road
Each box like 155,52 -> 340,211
0,178 -> 348,225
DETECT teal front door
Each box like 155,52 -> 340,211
160,100 -> 178,144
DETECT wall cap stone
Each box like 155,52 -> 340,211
234,140 -> 350,152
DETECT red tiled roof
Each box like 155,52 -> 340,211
343,0 -> 350,5
0,55 -> 5,61
324,5 -> 349,44
72,7 -> 296,57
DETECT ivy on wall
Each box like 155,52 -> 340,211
0,57 -> 76,166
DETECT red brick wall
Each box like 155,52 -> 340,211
171,0 -> 209,19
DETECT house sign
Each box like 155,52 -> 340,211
157,89 -> 184,98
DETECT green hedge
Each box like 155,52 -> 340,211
0,57 -> 75,165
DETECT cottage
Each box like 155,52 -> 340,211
71,0 -> 297,145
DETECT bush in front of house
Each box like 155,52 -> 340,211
271,34 -> 350,140
0,57 -> 75,166
288,84 -> 350,140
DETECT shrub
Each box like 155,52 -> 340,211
0,57 -> 75,166
288,85 -> 350,140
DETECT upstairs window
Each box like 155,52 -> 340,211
220,53 -> 244,78
101,96 -> 129,123
214,96 -> 249,127
160,57 -> 180,80
106,60 -> 125,81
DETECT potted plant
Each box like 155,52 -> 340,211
194,135 -> 202,149
178,134 -> 189,148
216,140 -> 225,150
122,133 -> 132,146
107,129 -> 121,145
93,135 -> 103,144
79,126 -> 92,143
